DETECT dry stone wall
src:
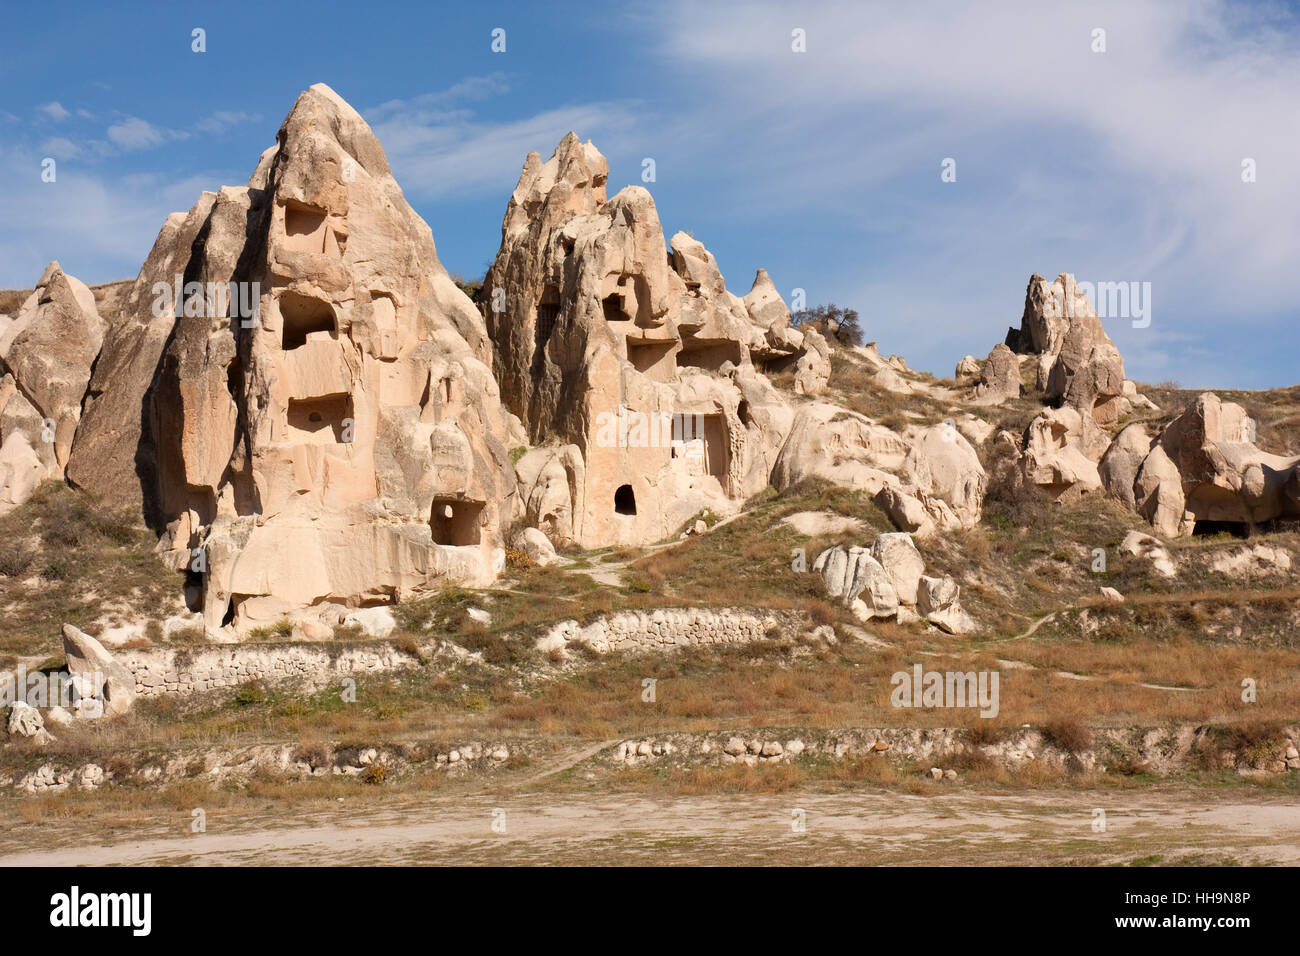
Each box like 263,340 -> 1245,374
119,642 -> 418,697
536,607 -> 803,655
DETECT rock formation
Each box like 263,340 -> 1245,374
482,133 -> 825,547
70,84 -> 526,634
0,262 -> 105,512
1005,273 -> 1149,425
813,532 -> 975,634
1132,393 -> 1300,536
63,624 -> 137,717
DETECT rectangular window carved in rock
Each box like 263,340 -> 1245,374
431,497 -> 484,546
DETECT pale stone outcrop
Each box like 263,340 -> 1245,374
772,403 -> 907,494
1005,273 -> 1143,424
917,575 -> 976,635
483,132 -> 816,547
1020,406 -> 1108,499
1133,392 -> 1300,537
815,534 -> 975,632
871,533 -> 926,606
0,263 -> 104,511
91,84 -> 526,634
67,201 -> 220,514
512,526 -> 558,566
7,701 -> 46,739
894,423 -> 987,531
62,623 -> 137,717
1099,422 -> 1153,511
1119,530 -> 1177,578
954,355 -> 981,379
973,343 -> 1021,402
514,444 -> 584,546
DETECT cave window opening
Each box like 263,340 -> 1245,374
614,484 -> 637,516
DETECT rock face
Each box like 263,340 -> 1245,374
973,343 -> 1021,402
1020,406 -> 1108,499
77,84 -> 525,634
0,262 -> 105,512
483,133 -> 820,547
1133,392 -> 1300,537
1005,273 -> 1140,424
1099,422 -> 1154,511
1119,531 -> 1177,578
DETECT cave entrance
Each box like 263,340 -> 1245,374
431,498 -> 484,546
614,484 -> 637,516
1191,520 -> 1250,539
280,291 -> 336,350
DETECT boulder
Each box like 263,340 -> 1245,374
62,623 -> 137,716
954,355 -> 981,379
1119,531 -> 1177,579
870,533 -> 926,606
1020,406 -> 1107,499
814,545 -> 899,618
342,606 -> 398,638
973,343 -> 1021,402
513,526 -> 558,566
916,575 -> 977,634
7,701 -> 45,738
895,422 -> 987,530
773,403 -> 907,494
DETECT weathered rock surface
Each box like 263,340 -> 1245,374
63,623 -> 137,716
1020,406 -> 1108,499
814,533 -> 975,633
1134,392 -> 1300,537
973,343 -> 1021,402
0,263 -> 105,511
482,133 -> 821,548
7,701 -> 47,739
1005,273 -> 1145,424
1119,531 -> 1177,578
83,84 -> 526,634
1099,422 -> 1153,511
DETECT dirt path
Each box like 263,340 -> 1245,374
3,788 -> 1295,866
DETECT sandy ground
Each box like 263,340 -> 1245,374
3,787 -> 1297,866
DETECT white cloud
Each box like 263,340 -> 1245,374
648,0 -> 1300,386
365,76 -> 642,200
194,110 -> 260,134
38,102 -> 70,121
106,116 -> 186,151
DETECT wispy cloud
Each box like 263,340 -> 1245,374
643,0 -> 1300,386
38,101 -> 70,121
106,116 -> 186,151
364,75 -> 643,200
194,110 -> 261,134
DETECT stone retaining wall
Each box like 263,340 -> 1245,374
119,643 -> 418,697
536,607 -> 801,655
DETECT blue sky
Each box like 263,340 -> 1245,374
2,0 -> 1298,388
